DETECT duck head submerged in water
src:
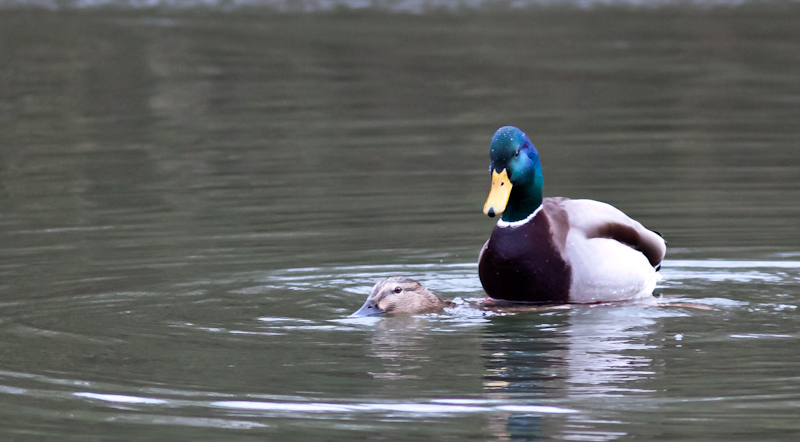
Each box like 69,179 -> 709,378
350,277 -> 453,317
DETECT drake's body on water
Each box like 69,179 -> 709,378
479,126 -> 666,304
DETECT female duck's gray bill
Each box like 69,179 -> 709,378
350,298 -> 384,317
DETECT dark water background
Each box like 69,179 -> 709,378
1,3 -> 800,441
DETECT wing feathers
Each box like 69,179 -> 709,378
557,198 -> 666,267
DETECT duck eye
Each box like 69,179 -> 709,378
393,286 -> 402,294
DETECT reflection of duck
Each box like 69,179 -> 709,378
480,304 -> 666,440
479,126 -> 666,304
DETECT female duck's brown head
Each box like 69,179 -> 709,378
350,277 -> 449,317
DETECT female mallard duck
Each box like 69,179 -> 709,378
350,277 -> 454,316
479,126 -> 666,304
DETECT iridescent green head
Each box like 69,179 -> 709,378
482,126 -> 544,222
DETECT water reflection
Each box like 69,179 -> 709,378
481,304 -> 682,441
358,300 -> 669,440
560,306 -> 660,395
367,316 -> 431,380
482,315 -> 558,441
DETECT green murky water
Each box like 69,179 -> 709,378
1,5 -> 800,441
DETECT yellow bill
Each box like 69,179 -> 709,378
483,168 -> 512,217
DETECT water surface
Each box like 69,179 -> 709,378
1,5 -> 800,441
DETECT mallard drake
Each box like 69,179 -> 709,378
350,277 -> 454,316
479,126 -> 666,304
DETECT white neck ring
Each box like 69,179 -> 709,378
496,205 -> 542,228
